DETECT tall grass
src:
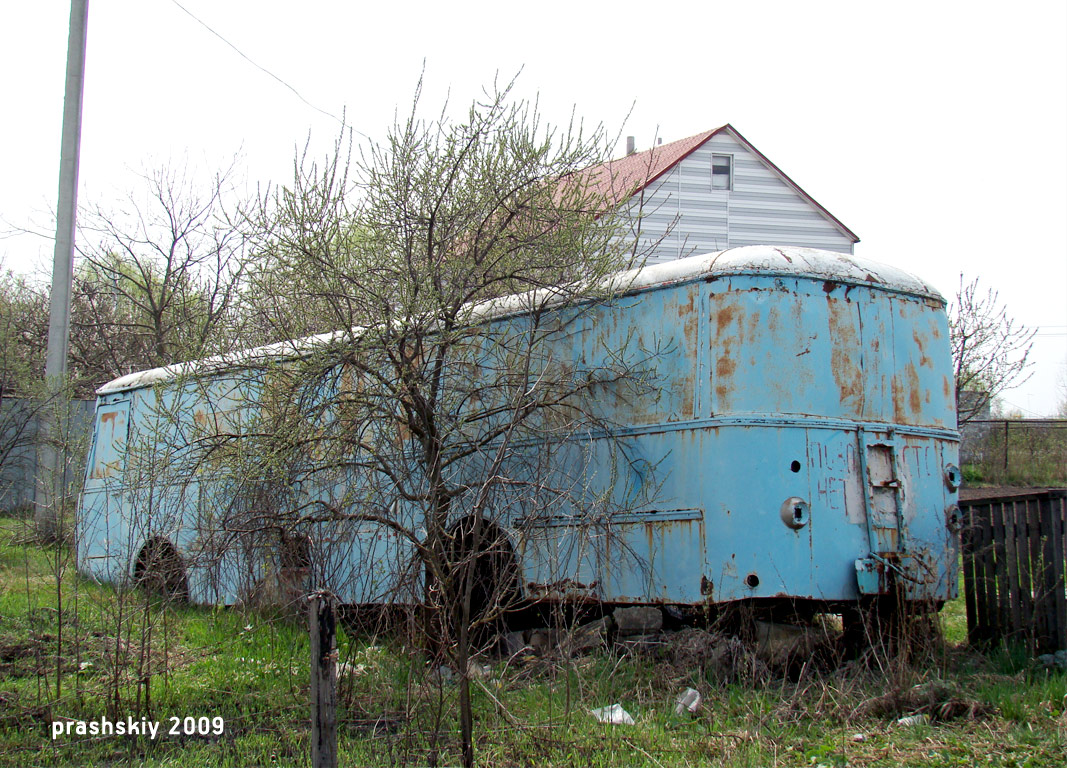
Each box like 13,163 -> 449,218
2,513 -> 1065,767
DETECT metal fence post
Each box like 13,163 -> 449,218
1003,420 -> 1009,473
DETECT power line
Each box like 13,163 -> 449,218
167,0 -> 367,139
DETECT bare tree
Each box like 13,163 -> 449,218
950,275 -> 1035,425
73,161 -> 249,387
166,79 -> 662,767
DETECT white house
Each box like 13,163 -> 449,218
582,124 -> 858,264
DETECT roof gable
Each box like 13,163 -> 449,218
579,124 -> 858,244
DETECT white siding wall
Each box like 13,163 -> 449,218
627,133 -> 854,265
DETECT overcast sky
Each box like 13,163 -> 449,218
1,0 -> 1064,414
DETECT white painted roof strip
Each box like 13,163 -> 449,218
97,246 -> 943,395
633,245 -> 940,298
96,330 -> 352,395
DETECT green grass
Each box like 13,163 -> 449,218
2,513 -> 1065,767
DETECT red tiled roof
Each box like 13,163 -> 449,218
576,124 -> 859,244
579,127 -> 721,205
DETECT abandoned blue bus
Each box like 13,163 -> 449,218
77,246 -> 961,619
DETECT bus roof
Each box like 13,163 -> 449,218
96,246 -> 943,396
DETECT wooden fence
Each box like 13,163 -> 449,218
960,490 -> 1067,653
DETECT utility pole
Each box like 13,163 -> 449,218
37,0 -> 89,540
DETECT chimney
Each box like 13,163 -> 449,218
626,136 -> 636,155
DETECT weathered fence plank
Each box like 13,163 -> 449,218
1003,500 -> 1021,634
962,506 -> 979,643
992,502 -> 1009,636
1058,495 -> 1067,645
1028,497 -> 1045,648
1015,500 -> 1034,638
1047,494 -> 1066,646
980,502 -> 997,639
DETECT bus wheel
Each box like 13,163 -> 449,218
444,517 -> 521,651
134,538 -> 189,602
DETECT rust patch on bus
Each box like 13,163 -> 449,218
715,357 -> 736,379
913,330 -> 933,368
676,292 -> 695,319
711,296 -> 747,412
908,366 -> 922,417
827,298 -> 863,415
748,309 -> 765,337
715,304 -> 739,334
714,356 -> 735,408
673,291 -> 698,421
891,377 -> 905,423
892,365 -> 924,423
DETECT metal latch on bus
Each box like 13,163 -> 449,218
855,554 -> 922,594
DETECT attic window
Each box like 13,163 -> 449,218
712,154 -> 733,190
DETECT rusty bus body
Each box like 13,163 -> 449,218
77,246 -> 961,614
